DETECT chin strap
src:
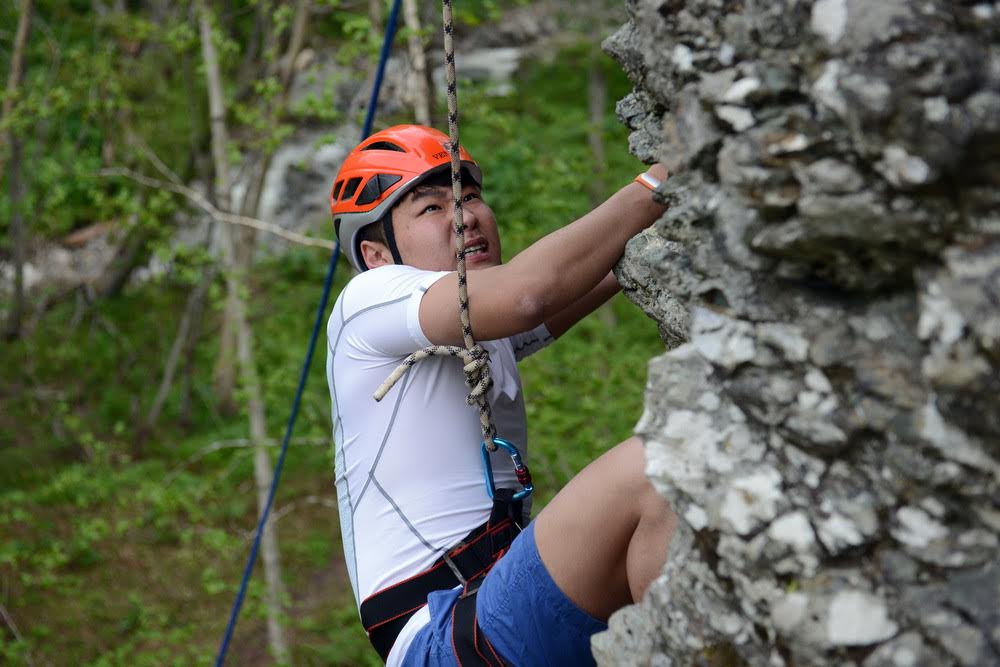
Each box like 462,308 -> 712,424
381,213 -> 405,265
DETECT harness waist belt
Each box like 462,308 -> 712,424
360,492 -> 522,662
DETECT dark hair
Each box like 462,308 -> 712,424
355,166 -> 480,269
357,216 -> 388,247
355,214 -> 389,270
410,166 -> 478,193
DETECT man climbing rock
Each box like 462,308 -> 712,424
326,124 -> 676,666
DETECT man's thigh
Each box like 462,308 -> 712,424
532,436 -> 655,620
476,521 -> 607,666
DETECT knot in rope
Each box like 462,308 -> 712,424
462,343 -> 493,405
463,343 -> 497,448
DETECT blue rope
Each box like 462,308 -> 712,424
213,2 -> 402,664
362,0 -> 403,144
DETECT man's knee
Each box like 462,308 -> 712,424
611,437 -> 655,504
613,436 -> 674,525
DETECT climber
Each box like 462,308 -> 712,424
326,124 -> 677,666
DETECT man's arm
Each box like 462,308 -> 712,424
543,271 -> 620,340
420,166 -> 668,346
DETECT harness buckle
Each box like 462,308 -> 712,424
480,437 -> 533,501
443,552 -> 468,586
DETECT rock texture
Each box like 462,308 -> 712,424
597,1 -> 1000,665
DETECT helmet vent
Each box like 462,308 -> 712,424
341,177 -> 362,201
362,141 -> 406,152
355,174 -> 403,206
332,180 -> 344,201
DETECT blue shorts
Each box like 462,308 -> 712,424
402,521 -> 607,666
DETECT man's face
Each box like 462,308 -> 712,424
389,183 -> 502,272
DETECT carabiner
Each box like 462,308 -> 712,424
481,437 -> 533,501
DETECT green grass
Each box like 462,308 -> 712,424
0,43 -> 662,665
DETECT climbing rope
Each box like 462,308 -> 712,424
373,0 -> 499,451
213,1 -> 403,664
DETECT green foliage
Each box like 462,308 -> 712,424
455,0 -> 530,26
295,601 -> 383,667
289,78 -> 345,124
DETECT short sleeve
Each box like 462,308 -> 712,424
339,265 -> 450,358
508,324 -> 554,361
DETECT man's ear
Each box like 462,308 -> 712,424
360,240 -> 393,269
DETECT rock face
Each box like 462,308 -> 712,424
597,1 -> 1000,665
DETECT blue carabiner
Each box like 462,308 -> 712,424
481,437 -> 534,501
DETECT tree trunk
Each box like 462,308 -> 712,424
2,0 -> 33,341
212,254 -> 238,416
232,1 -> 279,269
369,0 -> 382,36
402,0 -> 431,125
197,3 -> 290,662
239,291 -> 289,666
4,137 -> 26,342
233,2 -> 266,102
94,224 -> 156,299
203,0 -> 239,412
142,265 -> 215,439
280,0 -> 309,90
0,0 -> 32,185
178,276 -> 207,429
237,0 -> 310,232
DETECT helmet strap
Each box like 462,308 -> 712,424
381,212 -> 404,266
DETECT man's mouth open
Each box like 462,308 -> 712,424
463,241 -> 490,262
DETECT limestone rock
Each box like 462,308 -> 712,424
601,1 -> 1000,664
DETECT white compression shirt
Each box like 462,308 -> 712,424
325,264 -> 553,663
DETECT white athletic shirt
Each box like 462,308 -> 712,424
325,264 -> 553,663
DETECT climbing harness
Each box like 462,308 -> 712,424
451,571 -> 512,667
212,1 -> 404,664
360,2 -> 532,664
359,491 -> 522,662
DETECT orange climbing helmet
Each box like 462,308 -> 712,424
331,124 -> 483,271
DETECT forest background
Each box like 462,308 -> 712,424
0,1 -> 664,664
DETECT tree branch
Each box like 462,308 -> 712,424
125,128 -> 185,186
0,0 -> 33,182
0,602 -> 34,667
2,0 -> 34,340
98,167 -> 335,250
163,437 -> 329,487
